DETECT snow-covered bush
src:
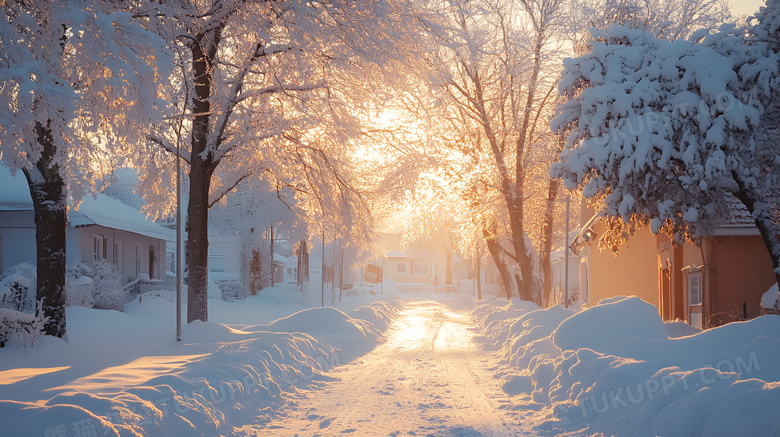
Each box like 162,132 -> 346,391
438,284 -> 458,294
65,275 -> 94,308
217,280 -> 246,301
1,263 -> 37,313
0,274 -> 33,312
0,300 -> 48,348
66,261 -> 127,311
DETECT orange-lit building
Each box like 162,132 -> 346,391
574,201 -> 777,328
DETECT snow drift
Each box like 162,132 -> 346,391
471,295 -> 780,436
0,292 -> 401,437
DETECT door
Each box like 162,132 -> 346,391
148,245 -> 156,279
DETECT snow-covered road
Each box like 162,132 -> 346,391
253,298 -> 519,437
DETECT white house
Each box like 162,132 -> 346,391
549,248 -> 581,307
208,234 -> 243,275
0,168 -> 173,282
273,254 -> 298,284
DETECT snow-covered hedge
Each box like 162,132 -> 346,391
0,300 -> 48,348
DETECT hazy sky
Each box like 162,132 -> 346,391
731,0 -> 765,17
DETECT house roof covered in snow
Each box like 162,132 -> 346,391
0,168 -> 36,211
576,193 -> 770,243
0,166 -> 174,242
272,254 -> 297,266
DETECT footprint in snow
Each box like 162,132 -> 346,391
319,418 -> 333,428
341,429 -> 356,433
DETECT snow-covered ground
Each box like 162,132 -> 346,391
3,285 -> 780,437
463,295 -> 780,436
0,282 -> 401,437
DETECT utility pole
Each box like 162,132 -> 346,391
332,237 -> 337,305
564,195 -> 570,309
321,230 -> 325,307
175,120 -> 182,342
339,241 -> 344,303
269,226 -> 274,288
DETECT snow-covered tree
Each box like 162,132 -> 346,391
565,0 -> 731,42
551,16 -> 780,302
134,0 -> 402,322
400,0 -> 571,303
0,1 -> 169,337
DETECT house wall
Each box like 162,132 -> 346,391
208,235 -> 242,274
588,226 -> 659,309
0,210 -> 36,271
282,261 -> 298,283
551,257 -> 580,305
0,210 -> 81,270
706,235 -> 776,326
384,256 -> 433,283
76,226 -> 166,281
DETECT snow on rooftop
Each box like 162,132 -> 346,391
71,195 -> 174,242
0,166 -> 173,242
0,166 -> 35,211
272,253 -> 297,265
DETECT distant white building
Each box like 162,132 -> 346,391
0,167 -> 173,282
273,254 -> 297,283
208,234 -> 243,275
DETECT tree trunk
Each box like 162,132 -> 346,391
540,179 -> 560,307
475,245 -> 482,300
23,122 -> 67,338
186,162 -> 213,322
483,226 -> 515,300
186,30 -> 221,323
445,249 -> 453,285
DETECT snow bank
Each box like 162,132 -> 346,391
761,283 -> 778,310
470,295 -> 780,436
0,292 -> 401,436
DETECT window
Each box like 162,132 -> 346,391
414,264 -> 429,276
93,234 -> 106,261
135,244 -> 141,276
287,267 -> 293,275
397,264 -> 406,273
688,272 -> 702,306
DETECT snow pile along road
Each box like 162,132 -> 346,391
0,294 -> 401,437
469,295 -> 780,436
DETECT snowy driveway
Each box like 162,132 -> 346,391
252,298 -> 519,437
